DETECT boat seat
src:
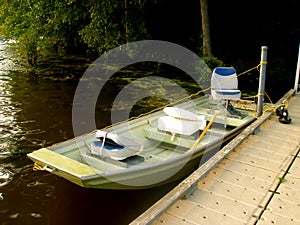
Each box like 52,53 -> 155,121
211,67 -> 241,102
90,130 -> 143,160
210,67 -> 242,118
144,127 -> 198,149
157,107 -> 206,141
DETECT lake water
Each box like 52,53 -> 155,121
0,41 -> 181,225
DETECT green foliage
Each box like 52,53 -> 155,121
202,56 -> 225,70
191,32 -> 225,69
0,0 -> 152,67
79,0 -> 150,55
278,177 -> 286,184
0,0 -> 89,67
79,0 -> 122,55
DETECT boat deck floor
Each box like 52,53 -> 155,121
130,91 -> 300,225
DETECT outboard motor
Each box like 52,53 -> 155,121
276,105 -> 292,124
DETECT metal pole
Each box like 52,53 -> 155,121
294,43 -> 300,93
257,46 -> 268,117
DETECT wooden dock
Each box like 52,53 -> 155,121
130,90 -> 300,225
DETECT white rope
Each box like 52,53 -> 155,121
99,132 -> 108,157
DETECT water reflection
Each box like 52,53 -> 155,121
0,40 -> 82,224
0,41 -> 23,188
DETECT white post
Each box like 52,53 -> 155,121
257,46 -> 268,117
294,43 -> 300,93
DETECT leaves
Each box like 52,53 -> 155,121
278,177 -> 286,184
0,0 -> 154,66
79,0 -> 150,55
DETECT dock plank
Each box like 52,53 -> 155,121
257,154 -> 300,224
152,213 -> 196,225
204,167 -> 272,193
256,211 -> 300,225
161,199 -> 247,225
233,146 -> 290,163
288,157 -> 300,178
217,159 -> 279,182
197,179 -> 265,205
187,190 -> 257,220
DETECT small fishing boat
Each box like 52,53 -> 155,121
27,67 -> 257,189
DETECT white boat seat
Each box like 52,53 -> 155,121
211,67 -> 241,101
90,130 -> 143,160
158,107 -> 206,140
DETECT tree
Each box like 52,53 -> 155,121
79,0 -> 150,55
0,0 -> 89,67
200,0 -> 212,57
0,0 -> 152,66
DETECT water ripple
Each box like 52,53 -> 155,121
0,168 -> 13,187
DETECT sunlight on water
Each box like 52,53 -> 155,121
0,75 -> 22,153
0,40 -> 60,224
0,168 -> 13,187
0,42 -> 20,195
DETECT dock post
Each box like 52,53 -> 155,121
257,46 -> 268,117
294,43 -> 300,94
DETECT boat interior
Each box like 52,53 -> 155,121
46,67 -> 256,173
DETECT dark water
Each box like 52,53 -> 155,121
0,41 -> 179,225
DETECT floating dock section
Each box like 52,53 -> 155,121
130,90 -> 300,225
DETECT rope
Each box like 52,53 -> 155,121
33,162 -> 45,171
263,91 -> 289,114
33,162 -> 56,173
188,111 -> 223,152
260,61 -> 267,65
99,132 -> 107,156
245,89 -> 290,119
102,63 -> 264,130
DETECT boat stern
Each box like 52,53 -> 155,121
27,148 -> 101,187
